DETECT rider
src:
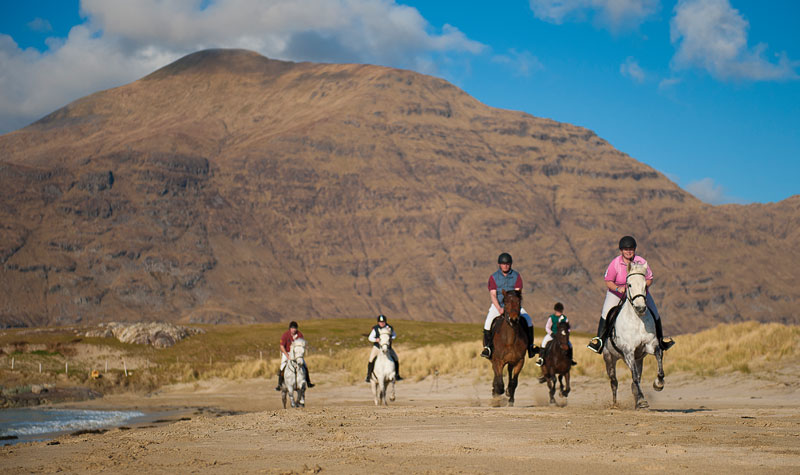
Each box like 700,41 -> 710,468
481,252 -> 538,359
365,314 -> 403,382
587,236 -> 675,353
274,321 -> 315,391
536,302 -> 577,367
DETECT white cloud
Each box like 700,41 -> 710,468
0,0 -> 485,134
670,0 -> 799,81
27,18 -> 53,33
492,49 -> 544,77
658,77 -> 681,91
529,0 -> 660,30
620,56 -> 645,82
684,177 -> 746,204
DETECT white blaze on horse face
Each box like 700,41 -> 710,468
379,327 -> 392,352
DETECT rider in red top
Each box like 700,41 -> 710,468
274,321 -> 315,390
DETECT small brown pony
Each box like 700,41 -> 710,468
538,316 -> 572,405
489,289 -> 529,406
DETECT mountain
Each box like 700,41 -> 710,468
0,49 -> 798,333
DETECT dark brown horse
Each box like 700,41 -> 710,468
489,289 -> 528,406
538,317 -> 572,405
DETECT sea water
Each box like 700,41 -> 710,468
0,408 -> 148,445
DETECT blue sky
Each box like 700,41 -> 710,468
1,1 -> 798,204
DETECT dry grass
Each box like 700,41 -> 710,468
1,321 -> 798,395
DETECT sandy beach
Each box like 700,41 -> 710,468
2,368 -> 799,474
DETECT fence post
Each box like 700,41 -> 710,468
39,362 -> 42,373
65,362 -> 69,375
123,360 -> 128,377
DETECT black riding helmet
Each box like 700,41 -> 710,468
289,321 -> 298,329
618,236 -> 637,250
497,252 -> 513,264
377,314 -> 387,323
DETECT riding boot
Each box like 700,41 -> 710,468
587,319 -> 606,353
365,360 -> 376,383
394,360 -> 403,381
274,369 -> 284,391
303,363 -> 315,388
525,321 -> 537,359
480,329 -> 493,359
654,318 -> 675,351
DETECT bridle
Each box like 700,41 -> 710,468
625,269 -> 648,309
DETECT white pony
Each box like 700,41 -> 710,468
369,327 -> 396,406
603,262 -> 665,409
281,338 -> 308,409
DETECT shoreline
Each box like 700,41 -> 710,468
1,371 -> 798,473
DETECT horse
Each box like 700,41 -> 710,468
281,338 -> 308,409
603,262 -> 665,409
538,316 -> 572,405
489,289 -> 528,406
369,327 -> 396,406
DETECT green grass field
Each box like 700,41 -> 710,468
1,320 -> 798,400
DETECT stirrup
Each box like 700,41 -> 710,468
587,338 -> 603,353
480,347 -> 491,359
660,337 -> 675,351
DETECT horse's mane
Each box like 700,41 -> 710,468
629,262 -> 648,275
291,338 -> 307,349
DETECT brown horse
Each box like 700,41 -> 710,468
538,317 -> 572,405
489,289 -> 528,406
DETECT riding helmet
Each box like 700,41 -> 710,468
289,321 -> 298,329
377,314 -> 387,322
618,236 -> 637,250
497,252 -> 513,264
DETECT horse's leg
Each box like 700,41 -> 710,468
557,374 -> 565,398
371,380 -> 379,406
563,371 -> 571,398
603,351 -> 618,407
547,373 -> 556,405
628,355 -> 647,409
298,385 -> 305,408
491,360 -> 505,397
281,388 -> 287,409
506,360 -> 524,407
389,379 -> 396,402
653,347 -> 665,391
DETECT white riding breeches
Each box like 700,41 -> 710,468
541,333 -> 573,348
368,346 -> 398,363
600,291 -> 661,321
483,305 -> 532,331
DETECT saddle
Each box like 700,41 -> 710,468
601,301 -> 657,343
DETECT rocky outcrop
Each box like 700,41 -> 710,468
85,322 -> 205,348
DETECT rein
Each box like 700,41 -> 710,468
625,270 -> 647,307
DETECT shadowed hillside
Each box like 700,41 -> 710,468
0,49 -> 798,332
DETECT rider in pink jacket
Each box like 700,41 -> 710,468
587,236 -> 675,353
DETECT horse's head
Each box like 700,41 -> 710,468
556,317 -> 570,350
290,338 -> 307,363
501,289 -> 522,321
378,327 -> 392,353
626,263 -> 649,316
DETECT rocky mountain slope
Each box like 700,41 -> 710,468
0,49 -> 797,333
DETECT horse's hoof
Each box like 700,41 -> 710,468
549,398 -> 556,405
389,396 -> 396,402
636,400 -> 650,410
653,380 -> 665,392
508,400 -> 514,407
